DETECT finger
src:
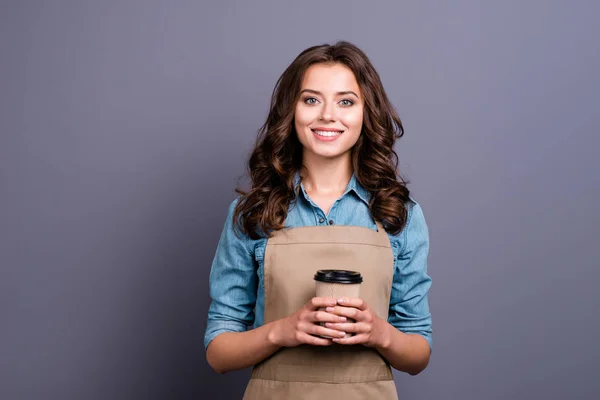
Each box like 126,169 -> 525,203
301,322 -> 347,339
337,297 -> 367,310
297,331 -> 333,346
324,322 -> 368,333
309,311 -> 347,323
325,306 -> 362,321
332,334 -> 368,345
309,297 -> 337,310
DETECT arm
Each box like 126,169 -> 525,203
383,202 -> 432,374
204,199 -> 264,373
206,321 -> 280,374
373,320 -> 431,375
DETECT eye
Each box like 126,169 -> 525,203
304,97 -> 319,105
339,99 -> 354,107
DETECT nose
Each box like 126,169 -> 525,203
319,101 -> 335,121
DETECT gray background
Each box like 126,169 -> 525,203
1,1 -> 598,399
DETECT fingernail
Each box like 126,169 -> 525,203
329,299 -> 336,305
338,331 -> 346,337
338,298 -> 345,304
326,307 -> 335,313
339,316 -> 346,322
325,322 -> 332,328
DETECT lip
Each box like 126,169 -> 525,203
311,127 -> 344,132
311,128 -> 344,142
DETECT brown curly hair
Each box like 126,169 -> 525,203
234,41 -> 411,239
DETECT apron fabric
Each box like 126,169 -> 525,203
243,221 -> 399,400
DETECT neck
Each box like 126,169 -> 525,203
300,152 -> 353,195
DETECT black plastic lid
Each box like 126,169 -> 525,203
314,269 -> 363,284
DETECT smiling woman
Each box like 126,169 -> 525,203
204,41 -> 432,400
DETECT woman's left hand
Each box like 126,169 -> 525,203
324,298 -> 390,348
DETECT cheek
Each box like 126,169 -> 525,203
342,109 -> 364,132
294,106 -> 313,144
294,104 -> 318,128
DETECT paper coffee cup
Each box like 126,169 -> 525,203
314,269 -> 363,338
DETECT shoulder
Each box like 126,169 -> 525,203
387,197 -> 429,252
219,197 -> 250,246
223,197 -> 241,227
405,198 -> 427,231
222,196 -> 267,255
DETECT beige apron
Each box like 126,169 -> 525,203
243,222 -> 399,400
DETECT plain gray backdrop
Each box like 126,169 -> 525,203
1,1 -> 599,399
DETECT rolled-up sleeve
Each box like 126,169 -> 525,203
388,202 -> 433,351
204,199 -> 258,350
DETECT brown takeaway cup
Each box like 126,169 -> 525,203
314,269 -> 363,338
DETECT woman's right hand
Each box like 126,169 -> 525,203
268,297 -> 348,347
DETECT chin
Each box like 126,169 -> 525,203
308,147 -> 352,160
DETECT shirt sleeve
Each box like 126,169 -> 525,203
204,199 -> 258,350
388,201 -> 433,351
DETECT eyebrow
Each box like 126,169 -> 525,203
300,89 -> 360,98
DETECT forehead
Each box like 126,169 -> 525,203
301,63 -> 361,95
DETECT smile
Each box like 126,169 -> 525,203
311,129 -> 344,137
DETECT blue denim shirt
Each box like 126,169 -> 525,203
204,174 -> 432,351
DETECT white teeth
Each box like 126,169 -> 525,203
313,130 -> 342,137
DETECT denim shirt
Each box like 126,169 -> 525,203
204,174 -> 432,351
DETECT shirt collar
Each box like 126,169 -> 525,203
344,173 -> 371,205
294,171 -> 371,206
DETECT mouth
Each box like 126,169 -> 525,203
311,128 -> 344,141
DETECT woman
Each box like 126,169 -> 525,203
204,41 -> 432,399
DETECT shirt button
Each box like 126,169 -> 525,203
328,220 -> 334,225
319,218 -> 325,223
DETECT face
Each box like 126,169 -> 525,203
294,63 -> 363,161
